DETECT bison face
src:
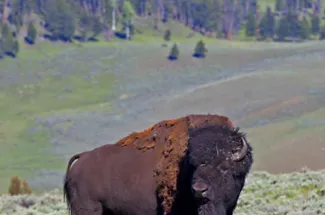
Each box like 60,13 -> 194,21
190,156 -> 220,204
188,125 -> 249,215
190,160 -> 227,215
191,162 -> 216,202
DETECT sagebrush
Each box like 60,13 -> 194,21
1,170 -> 325,215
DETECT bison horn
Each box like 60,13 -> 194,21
231,137 -> 248,161
215,144 -> 219,156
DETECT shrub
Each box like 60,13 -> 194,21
21,180 -> 32,194
164,29 -> 171,42
311,15 -> 320,35
319,25 -> 325,40
193,40 -> 207,58
8,176 -> 21,195
168,43 -> 179,61
245,12 -> 257,37
299,16 -> 310,40
27,22 -> 37,44
276,16 -> 290,41
8,176 -> 32,195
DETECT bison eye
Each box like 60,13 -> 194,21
199,162 -> 208,167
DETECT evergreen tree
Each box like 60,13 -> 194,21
168,43 -> 179,60
276,10 -> 300,40
12,40 -> 19,56
91,17 -> 103,38
164,29 -> 171,42
245,12 -> 257,37
79,12 -> 93,42
299,16 -> 310,40
27,22 -> 37,44
43,0 -> 76,41
286,10 -> 300,38
1,23 -> 16,55
311,15 -> 320,35
190,0 -> 223,33
8,0 -> 24,31
122,0 -> 136,40
298,0 -> 305,10
319,25 -> 325,40
277,16 -> 290,41
259,6 -> 275,39
193,40 -> 208,58
275,0 -> 286,11
0,38 -> 4,59
79,13 -> 103,41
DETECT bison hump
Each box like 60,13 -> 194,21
116,114 -> 234,215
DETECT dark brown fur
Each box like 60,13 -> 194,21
116,114 -> 234,215
63,114 -> 250,215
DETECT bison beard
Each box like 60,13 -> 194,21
198,203 -> 226,215
63,114 -> 253,215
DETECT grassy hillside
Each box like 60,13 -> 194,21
1,170 -> 325,215
1,30 -> 325,194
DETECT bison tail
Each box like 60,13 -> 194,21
63,178 -> 73,215
63,152 -> 84,214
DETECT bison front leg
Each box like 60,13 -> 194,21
70,200 -> 103,215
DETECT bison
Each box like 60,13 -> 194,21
63,114 -> 253,215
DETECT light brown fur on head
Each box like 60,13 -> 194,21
116,114 -> 234,215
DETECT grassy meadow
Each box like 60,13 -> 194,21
1,17 -> 325,214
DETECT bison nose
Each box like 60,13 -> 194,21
192,183 -> 208,198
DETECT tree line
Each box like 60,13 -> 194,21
0,0 -> 325,58
245,1 -> 325,41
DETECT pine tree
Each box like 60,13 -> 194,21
79,12 -> 93,42
259,6 -> 275,39
275,0 -> 286,11
286,10 -> 299,38
245,12 -> 257,37
311,15 -> 320,35
0,38 -> 3,58
122,0 -> 136,40
164,29 -> 171,42
1,23 -> 16,56
12,40 -> 19,56
319,25 -> 325,40
162,29 -> 171,47
168,43 -> 179,60
193,40 -> 208,58
277,16 -> 290,41
43,0 -> 76,41
299,16 -> 310,40
26,22 -> 37,44
91,17 -> 103,39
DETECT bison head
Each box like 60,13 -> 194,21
187,125 -> 250,215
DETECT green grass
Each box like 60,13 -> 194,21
0,40 -> 117,192
1,18 -> 325,193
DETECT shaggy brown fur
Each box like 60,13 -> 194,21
116,114 -> 234,215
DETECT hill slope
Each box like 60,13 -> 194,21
1,39 -> 325,192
